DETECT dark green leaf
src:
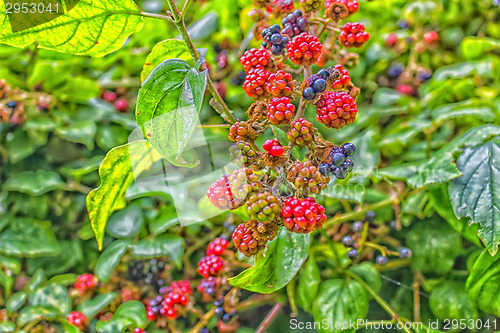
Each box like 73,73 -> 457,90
229,228 -> 310,293
17,305 -> 59,327
106,203 -> 144,238
26,269 -> 46,293
55,121 -> 97,150
95,240 -> 132,283
6,292 -> 27,314
296,253 -> 320,312
86,141 -> 161,250
430,282 -> 477,321
466,249 -> 500,316
184,12 -> 218,41
135,59 -> 207,167
0,321 -> 16,332
78,292 -> 117,318
449,138 -> 500,255
130,235 -> 184,267
312,279 -> 369,333
0,269 -> 13,296
348,262 -> 381,294
113,301 -> 147,328
96,318 -> 130,333
6,129 -> 36,163
30,284 -> 70,315
148,206 -> 179,236
4,170 -> 64,196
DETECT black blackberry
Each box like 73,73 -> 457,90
6,101 -> 16,108
324,144 -> 356,180
262,24 -> 289,56
281,10 -> 308,38
127,259 -> 166,291
301,73 -> 328,100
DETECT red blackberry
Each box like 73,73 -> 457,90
385,33 -> 399,48
240,48 -> 274,73
262,25 -> 290,56
339,22 -> 370,48
206,169 -> 258,211
207,237 -> 230,256
330,64 -> 351,90
281,197 -> 327,233
324,0 -> 359,20
265,70 -> 295,97
262,138 -> 285,157
287,160 -> 330,195
74,273 -> 98,293
67,311 -> 88,330
243,68 -> 272,100
228,121 -> 258,142
232,220 -> 280,256
281,9 -> 308,38
300,0 -> 323,13
315,91 -> 357,129
424,31 -> 439,44
287,33 -> 323,66
170,280 -> 193,295
266,97 -> 295,125
246,192 -> 281,222
198,255 -> 224,278
253,0 -> 271,8
287,118 -> 314,146
102,90 -> 117,102
229,141 -> 259,167
133,329 -> 145,333
114,98 -> 129,112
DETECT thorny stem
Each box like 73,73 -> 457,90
255,303 -> 284,333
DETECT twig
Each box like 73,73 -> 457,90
255,303 -> 283,333
188,307 -> 215,333
323,198 -> 398,228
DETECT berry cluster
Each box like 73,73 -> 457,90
315,91 -> 358,129
206,168 -> 259,211
319,143 -> 356,180
128,259 -> 166,291
324,0 -> 359,21
214,298 -> 239,331
339,22 -> 370,48
73,273 -> 98,294
207,237 -> 230,256
198,255 -> 224,278
302,71 -> 328,101
146,280 -> 192,320
232,220 -> 280,256
102,90 -> 129,112
287,118 -> 314,146
229,141 -> 258,167
67,311 -> 88,331
228,121 -> 258,142
300,0 -> 322,13
262,24 -> 290,56
281,197 -> 327,233
287,160 -> 330,195
266,96 -> 295,124
243,68 -> 272,100
287,33 -> 323,66
246,192 -> 281,222
263,138 -> 285,157
281,10 -> 308,37
330,64 -> 351,90
240,48 -> 274,73
265,70 -> 295,97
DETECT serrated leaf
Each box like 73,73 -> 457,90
466,249 -> 500,316
0,219 -> 60,257
312,279 -> 369,333
0,0 -> 144,57
95,240 -> 131,283
449,138 -> 500,255
430,282 -> 477,321
141,39 -> 193,82
78,292 -> 116,318
296,253 -> 320,312
229,228 -> 310,293
4,170 -> 64,196
129,235 -> 184,267
86,140 -> 161,250
135,59 -> 207,167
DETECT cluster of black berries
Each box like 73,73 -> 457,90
388,63 -> 404,79
262,24 -> 290,56
302,68 -> 329,101
214,298 -> 238,324
281,9 -> 308,37
128,259 -> 166,291
319,142 -> 356,180
198,277 -> 217,297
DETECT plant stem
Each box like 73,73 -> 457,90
319,229 -> 341,267
235,293 -> 280,311
188,307 -> 215,333
323,198 -> 398,228
294,66 -> 312,120
139,11 -> 173,21
180,0 -> 193,19
256,303 -> 283,333
346,271 -> 412,333
287,279 -> 299,317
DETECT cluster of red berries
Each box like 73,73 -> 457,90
207,237 -> 230,256
228,121 -> 257,142
266,96 -> 295,124
243,68 -> 271,100
263,138 -> 285,157
287,160 -> 330,195
287,118 -> 314,146
287,33 -> 323,66
324,0 -> 359,20
102,90 -> 128,112
67,311 -> 88,330
146,280 -> 192,321
198,236 -> 231,278
232,219 -> 280,256
339,22 -> 370,48
73,273 -> 98,294
240,48 -> 274,73
265,70 -> 295,97
206,168 -> 258,210
331,64 -> 352,90
281,197 -> 327,233
316,91 -> 358,129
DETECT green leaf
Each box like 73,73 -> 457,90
6,292 -> 27,314
431,99 -> 496,123
106,203 -> 144,238
17,305 -> 59,327
350,128 -> 381,183
86,140 -> 161,250
141,39 -> 193,82
4,170 -> 64,196
378,125 -> 500,188
406,218 -> 461,275
78,292 -> 117,318
312,279 -> 369,333
0,255 -> 21,274
460,37 -> 500,60
348,262 -> 381,294
429,282 -> 477,321
0,321 -> 16,332
0,0 -> 144,57
96,318 -> 130,333
296,253 -> 320,312
27,269 -> 46,293
113,301 -> 147,328
6,129 -> 36,163
148,206 -> 179,236
30,284 -> 70,315
95,240 -> 131,283
135,59 -> 207,167
0,219 -> 60,257
60,320 -> 81,333
271,125 -> 300,160
466,249 -> 500,316
433,58 -> 499,81
129,235 -> 184,267
183,12 -> 218,41
0,269 -> 13,296
449,138 -> 500,255
229,228 -> 310,293
27,240 -> 83,276
55,120 -> 97,150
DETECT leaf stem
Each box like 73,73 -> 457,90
188,307 -> 215,333
139,11 -> 173,21
319,229 -> 341,267
323,198 -> 398,228
256,303 -> 283,333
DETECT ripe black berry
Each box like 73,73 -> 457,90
399,248 -> 412,258
352,221 -> 364,232
347,249 -> 359,260
214,299 -> 224,307
222,313 -> 231,322
200,328 -> 209,333
281,10 -> 308,38
313,78 -> 327,93
365,210 -> 376,223
302,86 -> 316,100
6,101 -> 16,108
341,159 -> 354,172
376,255 -> 388,266
317,69 -> 330,80
388,63 -> 404,79
333,167 -> 348,180
342,143 -> 356,156
332,152 -> 345,167
215,306 -> 225,319
342,236 -> 353,247
319,163 -> 330,177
